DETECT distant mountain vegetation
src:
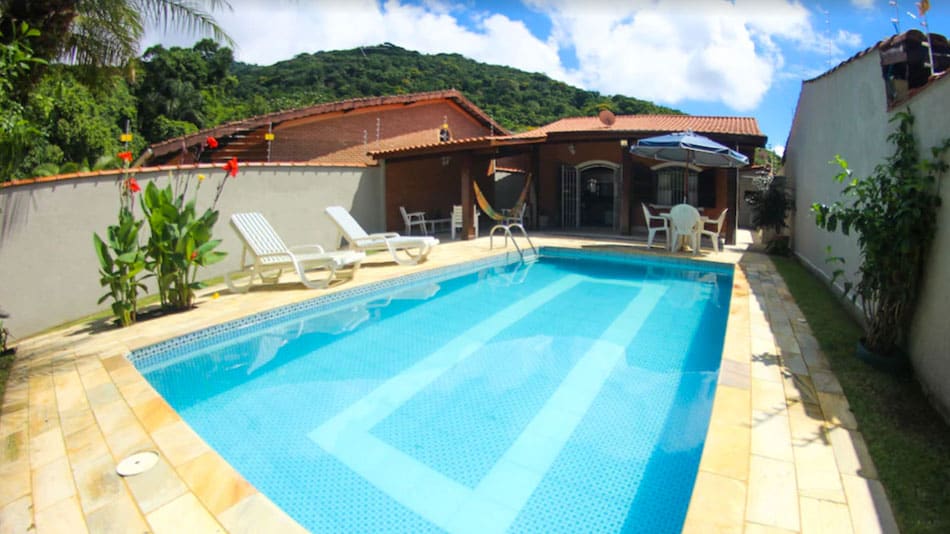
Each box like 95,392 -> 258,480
229,43 -> 681,132
6,40 -> 680,180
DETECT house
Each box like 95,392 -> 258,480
371,112 -> 766,243
144,89 -> 509,166
783,29 -> 950,418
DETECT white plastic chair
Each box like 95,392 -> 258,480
399,206 -> 429,236
700,208 -> 729,252
641,203 -> 669,249
325,206 -> 439,265
451,205 -> 479,240
503,203 -> 527,225
669,204 -> 702,255
225,212 -> 364,292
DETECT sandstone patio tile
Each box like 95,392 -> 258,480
0,458 -> 30,508
146,492 -> 224,533
32,456 -> 76,513
1,428 -> 27,464
810,369 -> 844,395
841,475 -> 899,534
750,352 -> 784,383
64,423 -> 111,467
792,432 -> 846,503
122,456 -> 188,515
85,491 -> 150,533
800,496 -> 854,534
751,378 -> 787,414
718,358 -> 751,390
782,372 -> 819,405
72,451 -> 127,514
132,395 -> 181,434
710,385 -> 751,429
151,419 -> 211,467
29,426 -> 67,468
681,471 -> 746,534
744,523 -> 798,534
101,421 -> 152,461
178,450 -> 255,515
219,493 -> 308,534
750,409 -> 794,462
84,381 -> 121,409
746,455 -> 799,532
91,399 -> 139,434
699,422 -> 750,481
33,495 -> 87,534
827,426 -> 878,479
0,495 -> 33,534
59,406 -> 97,437
816,392 -> 858,430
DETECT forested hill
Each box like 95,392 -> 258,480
229,43 -> 681,131
6,40 -> 680,181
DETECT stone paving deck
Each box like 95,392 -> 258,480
0,235 -> 898,533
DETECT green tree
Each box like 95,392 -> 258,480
0,22 -> 44,180
0,0 -> 233,99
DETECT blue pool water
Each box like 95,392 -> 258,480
132,248 -> 733,533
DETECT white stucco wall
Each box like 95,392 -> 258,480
0,164 -> 383,337
785,50 -> 950,419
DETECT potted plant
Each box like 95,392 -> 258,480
747,174 -> 792,254
812,110 -> 950,370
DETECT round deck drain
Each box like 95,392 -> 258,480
116,450 -> 159,477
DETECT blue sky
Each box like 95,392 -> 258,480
146,0 -> 949,155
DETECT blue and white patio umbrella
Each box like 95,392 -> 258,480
630,131 -> 749,203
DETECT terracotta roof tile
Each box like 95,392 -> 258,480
518,114 -> 764,137
148,89 -> 509,158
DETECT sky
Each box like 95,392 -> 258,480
145,0 -> 950,156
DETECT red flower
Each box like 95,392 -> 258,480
222,157 -> 239,177
117,151 -> 133,163
206,136 -> 219,149
126,177 -> 141,193
190,250 -> 198,260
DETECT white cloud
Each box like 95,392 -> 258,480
850,0 -> 875,9
143,0 -> 844,113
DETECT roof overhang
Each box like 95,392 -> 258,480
370,135 -> 547,161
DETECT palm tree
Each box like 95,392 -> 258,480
0,0 -> 233,76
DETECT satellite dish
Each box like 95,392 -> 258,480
598,109 -> 616,126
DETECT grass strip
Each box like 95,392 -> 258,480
771,255 -> 950,534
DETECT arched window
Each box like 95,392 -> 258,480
655,166 -> 698,205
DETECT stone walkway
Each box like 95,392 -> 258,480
0,236 -> 898,533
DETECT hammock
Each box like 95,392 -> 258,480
473,173 -> 532,222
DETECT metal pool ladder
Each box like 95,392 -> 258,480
489,223 -> 538,262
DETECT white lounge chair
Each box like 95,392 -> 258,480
325,206 -> 439,265
225,212 -> 364,292
700,208 -> 728,252
669,204 -> 702,255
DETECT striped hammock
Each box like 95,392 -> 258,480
473,173 -> 532,222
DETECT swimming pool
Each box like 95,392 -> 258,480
132,248 -> 733,533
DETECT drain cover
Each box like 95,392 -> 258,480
116,450 -> 159,477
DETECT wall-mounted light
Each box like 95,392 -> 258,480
620,139 -> 628,147
441,156 -> 451,166
568,143 -> 576,155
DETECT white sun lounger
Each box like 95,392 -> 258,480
225,212 -> 364,292
325,206 -> 438,265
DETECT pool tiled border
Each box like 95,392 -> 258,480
0,236 -> 898,533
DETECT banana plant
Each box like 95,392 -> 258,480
93,207 -> 146,326
141,181 -> 226,310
